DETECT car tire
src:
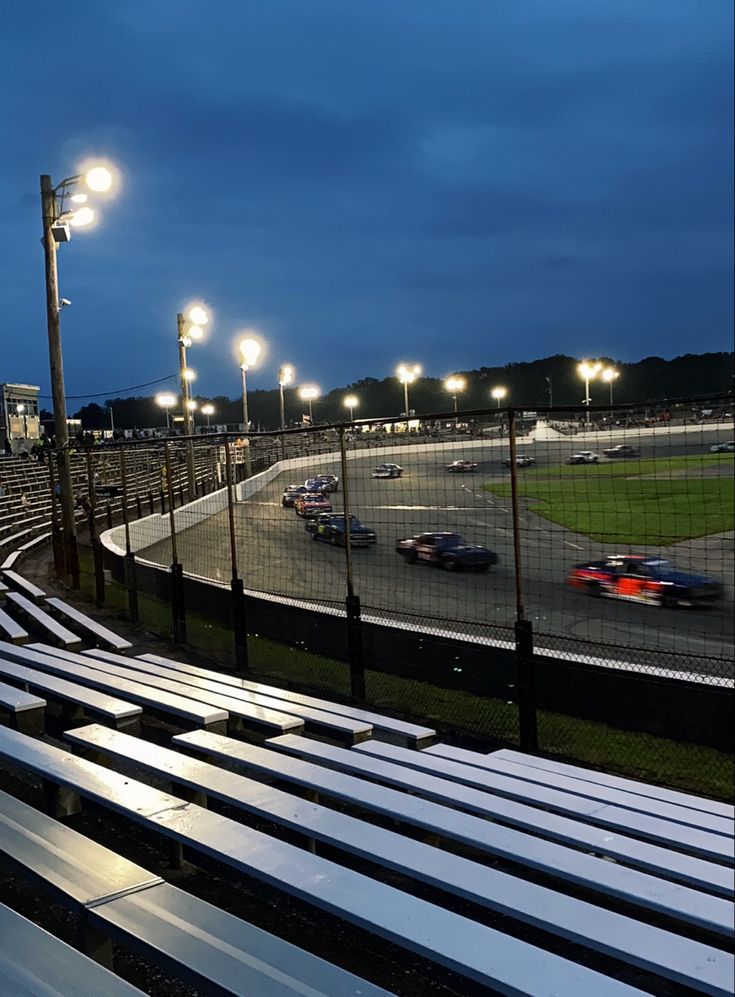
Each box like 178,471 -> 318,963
442,559 -> 457,571
330,534 -> 339,545
477,564 -> 490,573
588,582 -> 602,598
405,551 -> 418,564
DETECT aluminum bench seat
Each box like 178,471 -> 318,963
352,740 -> 734,864
0,657 -> 141,729
17,532 -> 52,553
0,641 -> 226,731
45,598 -> 133,652
0,789 -> 392,997
268,734 -> 733,897
1,551 -> 22,570
1,570 -> 45,601
488,748 -> 735,820
62,724 -> 735,994
0,902 -> 145,996
0,680 -> 45,734
0,607 -> 28,644
6,592 -> 82,650
420,744 -> 733,837
129,649 -> 435,746
0,726 -> 648,996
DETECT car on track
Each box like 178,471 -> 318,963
710,441 -> 734,453
503,454 -> 536,468
566,554 -> 722,608
566,451 -> 599,465
306,513 -> 377,547
294,492 -> 333,518
446,459 -> 479,473
282,484 -> 308,507
371,463 -> 404,478
315,473 -> 340,492
396,532 -> 498,571
602,444 -> 640,459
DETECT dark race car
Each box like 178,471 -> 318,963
294,492 -> 333,518
503,454 -> 535,468
306,513 -> 376,547
446,459 -> 478,473
282,484 -> 308,508
396,532 -> 498,572
567,555 -> 722,608
372,463 -> 404,478
602,444 -> 640,459
304,474 -> 340,494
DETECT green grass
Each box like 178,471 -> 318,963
76,547 -> 733,800
486,455 -> 734,543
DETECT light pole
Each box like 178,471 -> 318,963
278,364 -> 295,431
298,385 -> 320,424
491,386 -> 508,408
238,336 -> 262,432
444,376 -> 466,426
40,160 -> 117,588
397,363 -> 421,417
602,366 -> 619,406
186,399 -> 197,430
577,361 -> 602,426
201,403 -> 215,428
343,394 -> 358,422
156,393 -> 176,430
177,303 -> 209,498
545,376 -> 553,407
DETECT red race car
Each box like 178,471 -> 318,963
567,555 -> 722,608
294,492 -> 333,519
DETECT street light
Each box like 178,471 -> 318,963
491,386 -> 508,408
40,158 -> 119,588
238,336 -> 262,432
577,361 -> 602,426
278,363 -> 295,431
177,302 -> 210,497
602,366 -> 619,406
397,363 -> 421,416
156,392 -> 176,429
343,394 -> 358,421
201,403 -> 215,428
444,376 -> 466,425
298,385 -> 320,424
186,398 -> 198,429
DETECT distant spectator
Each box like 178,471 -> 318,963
0,481 -> 5,497
20,491 -> 31,511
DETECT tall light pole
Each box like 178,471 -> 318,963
602,366 -> 619,406
343,394 -> 358,422
545,376 -> 553,407
278,364 -> 295,431
201,403 -> 215,428
156,392 -> 176,430
40,160 -> 117,588
177,303 -> 209,498
444,376 -> 466,426
397,363 -> 421,417
238,336 -> 261,431
108,403 -> 115,434
186,399 -> 198,429
491,386 -> 508,408
298,385 -> 320,424
577,361 -> 602,426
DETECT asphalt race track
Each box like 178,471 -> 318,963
138,426 -> 735,679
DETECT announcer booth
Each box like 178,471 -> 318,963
0,383 -> 42,455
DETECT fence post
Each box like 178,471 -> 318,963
85,451 -> 105,606
508,406 -> 538,752
48,456 -> 65,580
119,449 -> 139,624
339,427 -> 366,701
224,437 -> 248,671
164,442 -> 187,644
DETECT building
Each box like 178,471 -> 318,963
0,383 -> 42,455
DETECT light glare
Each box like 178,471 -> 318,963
491,386 -> 508,400
298,385 -> 320,402
188,305 -> 209,326
156,393 -> 176,408
85,166 -> 113,192
239,337 -> 261,367
445,376 -> 466,393
278,364 -> 295,386
188,325 -> 204,340
183,368 -> 196,382
69,206 -> 95,227
343,395 -> 358,409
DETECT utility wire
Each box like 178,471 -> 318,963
39,373 -> 177,400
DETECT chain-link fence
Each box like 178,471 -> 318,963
46,394 -> 734,796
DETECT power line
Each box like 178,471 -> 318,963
39,374 -> 177,401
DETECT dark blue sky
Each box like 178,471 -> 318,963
1,0 -> 732,403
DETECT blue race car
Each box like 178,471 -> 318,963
306,513 -> 377,547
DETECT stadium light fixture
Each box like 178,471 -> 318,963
298,384 -> 320,423
155,392 -> 176,429
602,366 -> 619,405
237,335 -> 262,433
491,386 -> 508,408
343,394 -> 358,421
176,302 -> 211,496
201,403 -> 215,427
444,375 -> 466,424
396,362 -> 421,416
278,363 -> 296,432
577,361 -> 602,426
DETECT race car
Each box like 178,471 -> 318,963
305,513 -> 376,547
446,459 -> 478,473
567,554 -> 722,607
293,492 -> 333,518
566,451 -> 599,465
371,463 -> 404,478
315,473 -> 340,492
282,484 -> 308,508
710,441 -> 734,453
396,532 -> 497,571
602,444 -> 640,459
503,454 -> 536,468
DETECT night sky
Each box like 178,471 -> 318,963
2,0 -> 732,404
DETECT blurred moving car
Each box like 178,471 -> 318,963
566,451 -> 599,465
282,484 -> 308,507
315,473 -> 340,492
567,554 -> 722,607
306,513 -> 376,547
371,463 -> 404,478
503,454 -> 536,468
710,441 -> 734,453
446,459 -> 478,473
602,444 -> 640,458
396,532 -> 497,571
294,492 -> 333,518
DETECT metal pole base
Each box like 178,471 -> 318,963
171,562 -> 187,644
346,594 -> 366,702
231,577 -> 249,672
514,619 -> 538,752
124,551 -> 139,623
